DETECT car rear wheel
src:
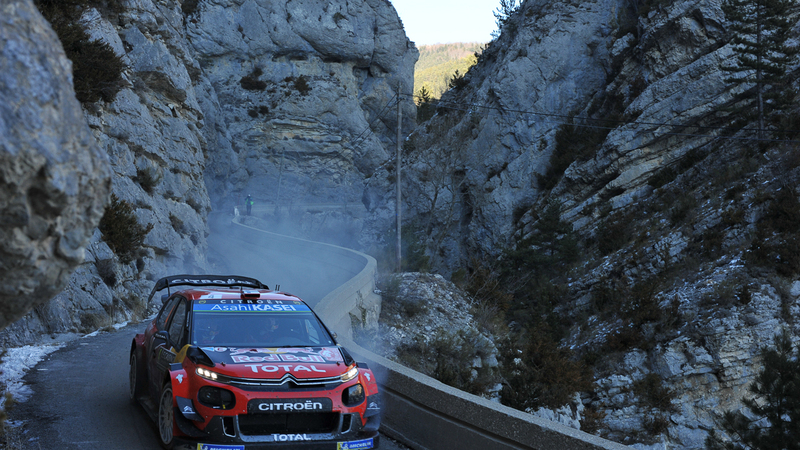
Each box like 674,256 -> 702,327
157,383 -> 175,449
129,352 -> 144,402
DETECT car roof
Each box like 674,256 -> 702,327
147,275 -> 313,311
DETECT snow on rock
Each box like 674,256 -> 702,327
362,272 -> 504,400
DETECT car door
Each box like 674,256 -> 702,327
146,295 -> 182,398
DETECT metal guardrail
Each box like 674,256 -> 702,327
229,218 -> 632,450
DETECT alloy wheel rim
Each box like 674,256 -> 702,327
159,387 -> 173,444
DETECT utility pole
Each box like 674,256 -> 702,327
396,85 -> 402,273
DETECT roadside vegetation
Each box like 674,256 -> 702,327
35,0 -> 127,104
99,194 -> 153,265
706,330 -> 800,449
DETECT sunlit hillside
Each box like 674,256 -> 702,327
414,43 -> 485,101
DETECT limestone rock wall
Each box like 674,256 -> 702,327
189,0 -> 418,212
395,0 -> 737,270
1,0 -> 211,345
0,0 -> 111,331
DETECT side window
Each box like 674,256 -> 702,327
156,296 -> 179,330
167,300 -> 188,349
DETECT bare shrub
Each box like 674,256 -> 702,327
241,68 -> 267,91
99,194 -> 153,264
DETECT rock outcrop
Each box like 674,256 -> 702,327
0,0 -> 111,331
1,0 -> 211,345
363,272 -> 503,398
190,0 -> 418,213
392,0 -> 737,270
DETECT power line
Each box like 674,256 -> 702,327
350,93 -> 399,148
348,89 -> 800,153
415,95 -> 800,144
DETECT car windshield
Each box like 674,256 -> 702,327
191,309 -> 334,348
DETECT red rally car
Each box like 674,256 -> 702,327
130,275 -> 381,450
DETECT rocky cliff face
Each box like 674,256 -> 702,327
189,0 -> 417,212
1,0 -> 211,345
0,0 -> 111,332
0,0 -> 415,345
396,0 -> 736,269
392,0 -> 800,448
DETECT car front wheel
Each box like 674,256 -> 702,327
129,352 -> 144,402
157,383 -> 175,449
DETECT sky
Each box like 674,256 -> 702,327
389,0 -> 499,45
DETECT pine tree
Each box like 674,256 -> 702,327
416,86 -> 436,123
722,0 -> 798,138
492,0 -> 519,39
706,329 -> 800,450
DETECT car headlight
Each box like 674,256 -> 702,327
342,383 -> 365,406
196,367 -> 219,381
341,365 -> 358,382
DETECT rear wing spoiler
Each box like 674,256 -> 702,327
146,274 -> 271,304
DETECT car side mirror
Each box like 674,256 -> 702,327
154,330 -> 169,342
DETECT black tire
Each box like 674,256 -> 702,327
129,352 -> 145,402
157,383 -> 175,449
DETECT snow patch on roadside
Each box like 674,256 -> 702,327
1,344 -> 64,403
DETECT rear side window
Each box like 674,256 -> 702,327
156,296 -> 179,330
167,300 -> 188,349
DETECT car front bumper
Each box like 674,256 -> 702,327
174,436 -> 379,450
173,410 -> 380,450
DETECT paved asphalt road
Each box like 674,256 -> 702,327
205,214 -> 343,307
8,214 -> 407,449
10,322 -> 407,450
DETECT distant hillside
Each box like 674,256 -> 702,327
415,43 -> 484,101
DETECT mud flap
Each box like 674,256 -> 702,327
173,405 -> 207,438
363,395 -> 381,432
176,396 -> 203,421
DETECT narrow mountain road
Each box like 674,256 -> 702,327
11,322 -> 406,450
11,322 -> 166,449
9,213 -> 406,449
205,213 -> 342,307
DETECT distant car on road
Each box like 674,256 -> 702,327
130,274 -> 381,450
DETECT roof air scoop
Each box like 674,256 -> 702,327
240,289 -> 261,300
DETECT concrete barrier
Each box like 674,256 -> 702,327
337,337 -> 632,450
230,218 -> 632,450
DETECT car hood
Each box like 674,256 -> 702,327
197,346 -> 348,379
